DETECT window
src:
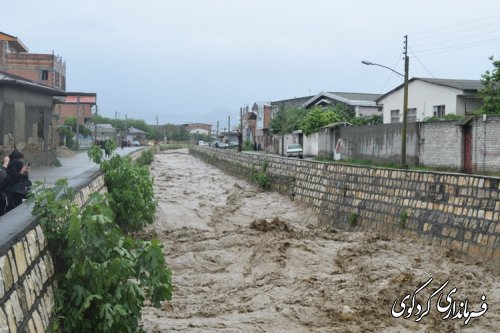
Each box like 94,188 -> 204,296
433,105 -> 445,118
407,108 -> 417,122
390,109 -> 400,123
41,70 -> 49,80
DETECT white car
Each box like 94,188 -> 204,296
286,143 -> 303,159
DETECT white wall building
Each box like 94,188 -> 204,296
378,78 -> 483,124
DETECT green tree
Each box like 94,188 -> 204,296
270,107 -> 308,135
478,56 -> 500,114
300,106 -> 342,135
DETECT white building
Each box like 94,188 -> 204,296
378,78 -> 483,124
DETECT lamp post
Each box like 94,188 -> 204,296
361,36 -> 409,167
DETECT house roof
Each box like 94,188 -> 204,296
0,71 -> 66,96
376,77 -> 483,102
128,127 -> 147,134
65,93 -> 97,104
303,91 -> 381,108
417,78 -> 483,91
0,32 -> 29,52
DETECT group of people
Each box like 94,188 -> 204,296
0,150 -> 31,216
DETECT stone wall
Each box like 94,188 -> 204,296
190,146 -> 500,263
473,115 -> 500,173
0,147 -> 148,332
0,172 -> 107,333
337,116 -> 500,173
340,122 -> 420,165
419,121 -> 463,169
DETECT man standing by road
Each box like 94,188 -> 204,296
237,130 -> 243,152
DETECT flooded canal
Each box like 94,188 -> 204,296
141,149 -> 499,332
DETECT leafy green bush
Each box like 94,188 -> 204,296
399,209 -> 408,229
136,149 -> 154,166
250,159 -> 271,189
28,180 -> 172,333
58,126 -> 75,149
423,114 -> 464,122
348,212 -> 358,227
101,155 -> 157,233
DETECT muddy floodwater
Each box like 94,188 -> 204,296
141,149 -> 499,333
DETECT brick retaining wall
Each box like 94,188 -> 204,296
190,146 -> 500,262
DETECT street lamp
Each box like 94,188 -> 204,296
361,43 -> 409,167
361,60 -> 404,77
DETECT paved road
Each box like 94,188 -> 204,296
29,146 -> 143,185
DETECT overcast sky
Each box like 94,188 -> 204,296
2,0 -> 500,128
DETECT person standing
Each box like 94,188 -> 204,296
237,130 -> 243,152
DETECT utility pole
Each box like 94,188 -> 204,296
94,104 -> 98,142
216,121 -> 219,143
240,108 -> 243,130
401,35 -> 409,168
76,95 -> 80,150
228,115 -> 231,142
280,105 -> 285,156
125,114 -> 128,146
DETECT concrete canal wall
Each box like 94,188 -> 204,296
190,146 -> 500,262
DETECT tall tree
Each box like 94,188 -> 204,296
479,56 -> 500,114
300,107 -> 342,135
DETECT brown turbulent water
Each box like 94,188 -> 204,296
140,149 -> 499,333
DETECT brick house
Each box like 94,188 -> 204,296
1,31 -> 96,127
252,102 -> 273,149
55,93 -> 96,125
183,123 -> 212,135
0,32 -> 66,90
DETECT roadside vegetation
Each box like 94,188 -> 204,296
27,147 -> 171,333
158,143 -> 189,150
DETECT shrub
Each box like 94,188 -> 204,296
136,149 -> 154,166
100,155 -> 157,233
348,212 -> 358,227
399,209 -> 409,229
27,180 -> 172,333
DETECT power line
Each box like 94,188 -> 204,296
413,37 -> 500,57
408,46 -> 435,78
412,12 -> 500,40
412,28 -> 500,48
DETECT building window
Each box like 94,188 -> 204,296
407,108 -> 417,122
390,109 -> 400,123
41,70 -> 49,80
433,105 -> 445,118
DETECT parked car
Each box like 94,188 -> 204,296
211,141 -> 228,148
132,140 -> 140,146
286,143 -> 303,158
197,140 -> 209,146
